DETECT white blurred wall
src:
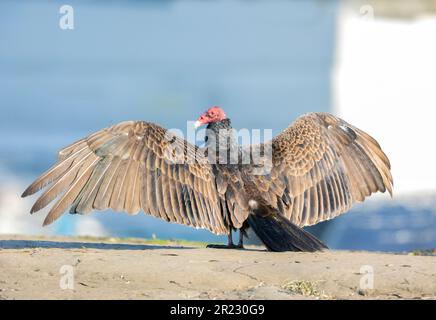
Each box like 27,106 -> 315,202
333,5 -> 436,196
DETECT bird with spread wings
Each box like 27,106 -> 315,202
22,107 -> 392,251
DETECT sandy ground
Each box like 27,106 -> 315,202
0,235 -> 435,300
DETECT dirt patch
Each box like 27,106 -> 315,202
0,235 -> 435,300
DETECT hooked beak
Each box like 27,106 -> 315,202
194,120 -> 202,129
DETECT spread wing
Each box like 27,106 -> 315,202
22,121 -> 228,234
254,112 -> 393,227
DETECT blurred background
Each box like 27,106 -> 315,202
1,0 -> 435,252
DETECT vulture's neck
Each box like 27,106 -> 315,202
205,119 -> 240,166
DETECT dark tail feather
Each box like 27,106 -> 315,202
247,213 -> 328,252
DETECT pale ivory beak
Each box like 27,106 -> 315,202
194,120 -> 202,129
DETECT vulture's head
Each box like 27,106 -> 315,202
194,106 -> 227,128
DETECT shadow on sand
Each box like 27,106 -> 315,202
0,239 -> 266,252
0,239 -> 194,251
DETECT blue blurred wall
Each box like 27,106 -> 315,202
0,0 -> 339,243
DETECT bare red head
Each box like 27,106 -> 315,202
195,106 -> 227,128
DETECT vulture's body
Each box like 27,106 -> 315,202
22,108 -> 393,252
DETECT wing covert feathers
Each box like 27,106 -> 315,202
258,112 -> 393,227
22,121 -> 228,234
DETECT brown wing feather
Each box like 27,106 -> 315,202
256,112 -> 393,227
22,121 -> 228,234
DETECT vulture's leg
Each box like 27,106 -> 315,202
236,222 -> 249,248
206,229 -> 241,249
236,230 -> 244,248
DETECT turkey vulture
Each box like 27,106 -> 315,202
22,107 -> 393,252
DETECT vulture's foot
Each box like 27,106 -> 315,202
206,243 -> 244,250
206,230 -> 244,249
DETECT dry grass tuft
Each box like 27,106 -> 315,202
282,280 -> 333,299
